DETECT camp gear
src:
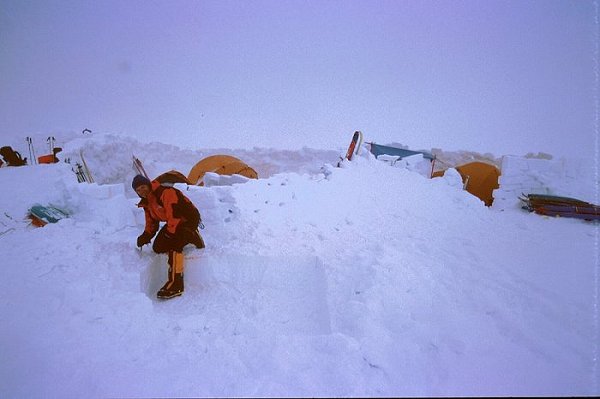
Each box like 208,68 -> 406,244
28,204 -> 69,227
369,142 -> 437,177
155,170 -> 191,186
520,194 -> 600,221
433,161 -> 500,206
80,150 -> 94,183
369,142 -> 435,160
187,155 -> 258,186
0,146 -> 27,166
73,162 -> 88,183
38,147 -> 62,164
345,130 -> 363,161
337,131 -> 363,166
70,151 -> 93,182
132,155 -> 149,179
47,136 -> 55,153
26,137 -> 37,165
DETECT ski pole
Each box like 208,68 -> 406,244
31,140 -> 37,164
27,137 -> 38,164
80,150 -> 94,183
47,136 -> 55,153
26,137 -> 33,165
76,163 -> 87,182
132,155 -> 150,179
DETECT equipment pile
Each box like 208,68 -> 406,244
519,194 -> 600,221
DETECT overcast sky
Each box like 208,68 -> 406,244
0,0 -> 597,158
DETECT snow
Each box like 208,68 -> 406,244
0,132 -> 598,397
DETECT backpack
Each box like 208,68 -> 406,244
0,146 -> 27,166
155,170 -> 191,186
154,185 -> 201,228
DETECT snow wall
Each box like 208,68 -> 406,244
492,155 -> 598,210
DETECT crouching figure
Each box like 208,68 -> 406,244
132,174 -> 205,299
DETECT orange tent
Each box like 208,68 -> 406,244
434,161 -> 500,206
187,155 -> 258,185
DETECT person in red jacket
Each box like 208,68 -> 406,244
132,174 -> 204,299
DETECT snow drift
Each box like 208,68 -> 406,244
0,133 -> 598,397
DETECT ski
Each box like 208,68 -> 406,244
337,131 -> 363,166
73,162 -> 88,183
132,155 -> 150,179
354,130 -> 364,156
345,131 -> 362,161
80,150 -> 94,183
519,193 -> 600,221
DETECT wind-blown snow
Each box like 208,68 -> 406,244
0,133 -> 598,397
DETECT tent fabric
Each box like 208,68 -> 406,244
431,170 -> 446,178
187,155 -> 258,185
434,161 -> 500,206
457,162 -> 500,206
369,143 -> 435,160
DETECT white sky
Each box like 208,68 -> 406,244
0,0 -> 597,158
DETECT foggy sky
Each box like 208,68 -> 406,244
0,0 -> 597,158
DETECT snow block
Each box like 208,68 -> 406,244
142,254 -> 332,335
76,183 -> 125,199
442,168 -> 463,188
493,155 -> 598,211
203,172 -> 251,187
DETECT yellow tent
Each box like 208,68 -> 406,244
187,155 -> 258,186
433,161 -> 500,206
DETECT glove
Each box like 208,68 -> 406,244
137,232 -> 153,248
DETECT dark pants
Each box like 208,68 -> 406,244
152,221 -> 199,254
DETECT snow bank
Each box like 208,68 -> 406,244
56,132 -> 340,188
0,133 -> 598,397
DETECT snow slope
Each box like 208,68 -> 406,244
0,133 -> 598,397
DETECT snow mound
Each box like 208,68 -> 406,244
0,133 -> 597,397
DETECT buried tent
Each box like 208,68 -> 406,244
369,142 -> 435,161
368,142 -> 437,177
187,155 -> 258,186
433,161 -> 500,206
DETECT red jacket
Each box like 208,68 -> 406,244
137,181 -> 198,236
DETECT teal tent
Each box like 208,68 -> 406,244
369,143 -> 435,160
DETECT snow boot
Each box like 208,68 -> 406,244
157,251 -> 184,299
